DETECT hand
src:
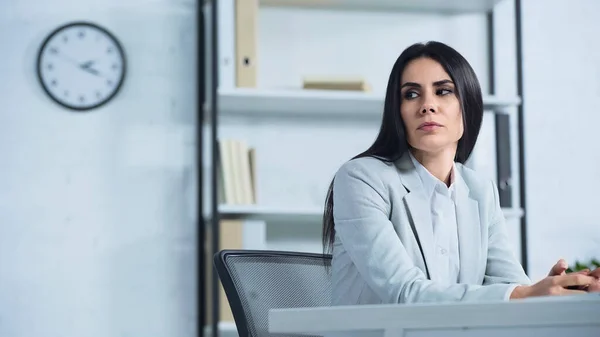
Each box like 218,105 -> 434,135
510,273 -> 596,299
547,259 -> 594,291
55,52 -> 102,77
80,60 -> 101,76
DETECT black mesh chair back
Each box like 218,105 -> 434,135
213,249 -> 332,337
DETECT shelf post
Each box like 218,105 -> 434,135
198,2 -> 206,337
210,0 -> 221,336
514,0 -> 529,274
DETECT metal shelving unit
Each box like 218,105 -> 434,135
201,0 -> 528,336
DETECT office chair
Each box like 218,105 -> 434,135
213,249 -> 333,337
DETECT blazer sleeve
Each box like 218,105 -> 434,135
482,179 -> 532,288
332,159 -> 521,304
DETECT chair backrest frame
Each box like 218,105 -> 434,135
213,249 -> 332,337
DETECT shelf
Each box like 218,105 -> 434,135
216,88 -> 521,120
219,204 -> 326,224
219,204 -> 524,224
260,0 -> 503,14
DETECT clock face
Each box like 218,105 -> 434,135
37,22 -> 126,111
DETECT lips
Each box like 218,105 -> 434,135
418,122 -> 442,130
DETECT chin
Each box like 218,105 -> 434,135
411,139 -> 455,154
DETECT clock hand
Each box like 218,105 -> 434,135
54,53 -> 100,76
80,60 -> 95,69
55,52 -> 81,67
52,51 -> 107,79
82,67 -> 101,76
80,61 -> 96,73
79,60 -> 105,78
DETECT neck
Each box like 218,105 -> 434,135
410,147 -> 456,186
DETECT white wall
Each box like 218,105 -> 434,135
522,0 -> 600,280
0,1 -> 198,337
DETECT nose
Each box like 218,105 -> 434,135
420,104 -> 436,114
419,91 -> 437,114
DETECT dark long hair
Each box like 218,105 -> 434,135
322,41 -> 484,255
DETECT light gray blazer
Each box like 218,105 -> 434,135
330,152 -> 531,305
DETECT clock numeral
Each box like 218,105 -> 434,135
49,47 -> 58,54
111,64 -> 119,71
107,47 -> 114,54
107,80 -> 113,86
96,92 -> 102,99
47,64 -> 54,71
78,31 -> 85,38
62,35 -> 68,43
79,95 -> 85,103
51,79 -> 58,87
64,90 -> 69,97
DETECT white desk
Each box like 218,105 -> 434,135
269,293 -> 600,337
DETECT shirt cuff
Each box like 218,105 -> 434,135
503,284 -> 521,301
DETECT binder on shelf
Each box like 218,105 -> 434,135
217,138 -> 257,205
235,0 -> 258,87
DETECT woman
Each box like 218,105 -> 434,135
322,41 -> 599,305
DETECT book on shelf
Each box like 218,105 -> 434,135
218,138 -> 257,205
302,76 -> 372,92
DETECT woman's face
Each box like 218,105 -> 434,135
399,57 -> 464,156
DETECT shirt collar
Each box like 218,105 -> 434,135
408,151 -> 458,199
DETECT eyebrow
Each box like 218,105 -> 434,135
400,79 -> 454,89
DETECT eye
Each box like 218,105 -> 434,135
437,88 -> 453,96
403,90 -> 418,100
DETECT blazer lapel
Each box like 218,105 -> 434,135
454,170 -> 481,284
395,154 -> 440,282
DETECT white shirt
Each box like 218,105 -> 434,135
409,153 -> 461,285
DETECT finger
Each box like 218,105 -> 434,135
559,288 -> 588,295
572,269 -> 590,275
589,268 -> 600,279
549,259 -> 569,276
556,274 -> 596,287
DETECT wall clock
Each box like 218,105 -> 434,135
37,21 -> 127,111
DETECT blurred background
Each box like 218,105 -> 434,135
0,0 -> 598,336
